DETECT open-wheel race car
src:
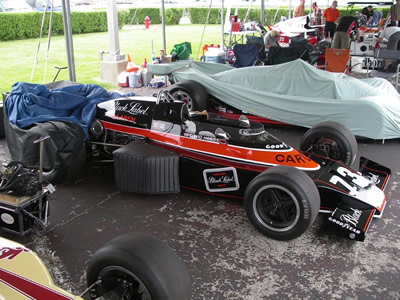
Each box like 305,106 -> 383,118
0,232 -> 191,300
89,90 -> 391,242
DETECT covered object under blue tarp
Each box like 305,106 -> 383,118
3,82 -> 133,182
149,59 -> 400,140
6,82 -> 129,137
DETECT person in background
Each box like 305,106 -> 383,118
361,5 -> 374,26
331,15 -> 360,49
376,25 -> 400,71
372,10 -> 383,27
294,0 -> 305,18
323,1 -> 340,39
264,30 -> 280,50
312,2 -> 322,25
387,0 -> 400,26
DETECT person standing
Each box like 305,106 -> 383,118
376,25 -> 400,71
387,0 -> 400,26
323,1 -> 340,39
294,0 -> 305,18
312,2 -> 322,25
331,15 -> 360,49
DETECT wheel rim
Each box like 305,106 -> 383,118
310,137 -> 342,161
171,90 -> 194,110
91,266 -> 152,300
253,184 -> 300,232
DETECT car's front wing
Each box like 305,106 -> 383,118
309,155 -> 391,241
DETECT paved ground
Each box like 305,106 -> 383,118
1,117 -> 399,299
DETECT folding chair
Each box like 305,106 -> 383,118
232,43 -> 262,68
266,46 -> 309,65
324,48 -> 351,73
246,36 -> 267,61
367,48 -> 400,90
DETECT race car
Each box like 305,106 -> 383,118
147,60 -> 400,140
0,233 -> 191,300
350,29 -> 387,68
89,90 -> 391,242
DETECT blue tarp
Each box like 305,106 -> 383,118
7,82 -> 131,138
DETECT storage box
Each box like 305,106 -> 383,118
205,55 -> 226,64
232,22 -> 240,32
204,48 -> 225,64
117,71 -> 129,87
0,192 -> 49,236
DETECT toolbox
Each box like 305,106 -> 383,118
0,191 -> 49,236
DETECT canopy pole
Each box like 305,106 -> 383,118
244,1 -> 252,23
61,0 -> 76,82
221,0 -> 224,49
261,0 -> 265,26
30,4 -> 48,82
196,0 -> 213,61
43,0 -> 54,83
161,0 -> 166,51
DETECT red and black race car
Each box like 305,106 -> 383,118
89,90 -> 391,242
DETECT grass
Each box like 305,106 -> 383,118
0,24 -> 222,93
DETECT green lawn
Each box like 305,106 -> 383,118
0,24 -> 222,93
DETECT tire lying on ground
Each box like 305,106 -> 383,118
4,115 -> 86,184
87,232 -> 192,300
299,121 -> 358,166
42,139 -> 86,184
244,166 -> 320,241
168,80 -> 209,111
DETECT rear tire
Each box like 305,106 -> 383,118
244,166 -> 320,240
299,121 -> 357,166
168,80 -> 209,111
87,232 -> 191,300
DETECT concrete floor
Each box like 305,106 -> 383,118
1,121 -> 399,300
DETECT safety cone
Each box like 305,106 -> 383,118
126,54 -> 138,72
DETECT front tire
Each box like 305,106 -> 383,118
299,121 -> 357,166
168,80 -> 209,111
244,166 -> 320,240
87,232 -> 191,300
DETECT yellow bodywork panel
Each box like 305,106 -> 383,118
0,237 -> 82,300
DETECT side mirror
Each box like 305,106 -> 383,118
238,115 -> 250,128
215,128 -> 230,140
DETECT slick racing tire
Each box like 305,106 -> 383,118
87,232 -> 192,300
244,166 -> 320,241
299,121 -> 358,166
168,80 -> 209,111
42,144 -> 86,184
